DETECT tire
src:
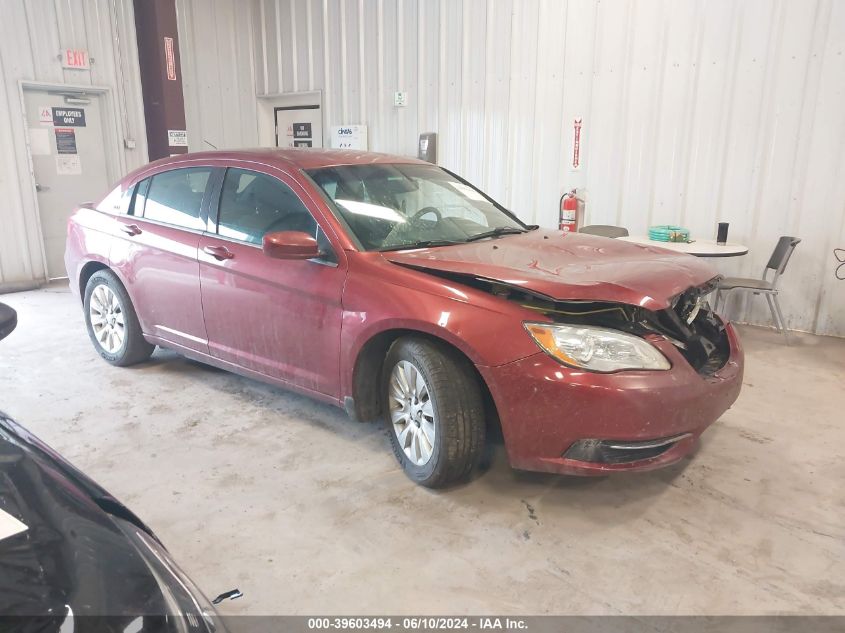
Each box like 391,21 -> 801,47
83,270 -> 154,367
382,337 -> 485,488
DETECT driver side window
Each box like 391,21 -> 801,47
217,168 -> 317,245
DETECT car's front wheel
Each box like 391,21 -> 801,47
84,270 -> 154,366
382,337 -> 485,488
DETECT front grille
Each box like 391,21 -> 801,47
563,433 -> 691,464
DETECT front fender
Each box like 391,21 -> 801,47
339,265 -> 540,399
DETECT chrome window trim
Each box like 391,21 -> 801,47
131,216 -> 207,235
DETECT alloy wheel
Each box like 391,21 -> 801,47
388,360 -> 436,466
89,284 -> 125,354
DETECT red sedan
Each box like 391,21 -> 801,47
65,149 -> 743,487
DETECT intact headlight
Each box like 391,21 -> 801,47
524,322 -> 670,372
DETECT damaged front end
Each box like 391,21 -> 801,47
516,277 -> 729,375
645,277 -> 731,374
424,270 -> 730,376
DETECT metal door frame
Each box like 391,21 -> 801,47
17,80 -> 124,280
273,104 -> 321,147
257,89 -> 323,148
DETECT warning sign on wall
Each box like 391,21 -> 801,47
55,128 -> 78,154
571,117 -> 583,171
168,130 -> 188,147
164,37 -> 177,81
293,123 -> 312,139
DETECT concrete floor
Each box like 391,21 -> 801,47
0,282 -> 843,615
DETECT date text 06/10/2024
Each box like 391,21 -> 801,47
306,618 -> 528,630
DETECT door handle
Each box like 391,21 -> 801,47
203,245 -> 234,261
35,183 -> 50,192
119,223 -> 142,236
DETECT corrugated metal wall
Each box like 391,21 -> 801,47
177,0 -> 260,151
5,3 -> 837,330
210,0 -> 845,336
0,0 -> 147,290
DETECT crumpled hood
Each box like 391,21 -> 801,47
382,229 -> 719,310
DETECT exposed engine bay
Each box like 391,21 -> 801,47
409,268 -> 730,375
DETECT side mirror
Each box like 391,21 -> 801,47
0,303 -> 17,341
262,231 -> 321,260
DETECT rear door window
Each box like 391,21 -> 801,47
142,168 -> 212,230
129,178 -> 151,216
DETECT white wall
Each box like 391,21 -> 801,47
180,0 -> 845,337
177,0 -> 259,152
0,0 -> 147,290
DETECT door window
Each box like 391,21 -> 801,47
129,178 -> 151,216
217,168 -> 317,244
142,168 -> 212,230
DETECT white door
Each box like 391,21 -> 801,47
23,89 -> 112,279
274,105 -> 323,148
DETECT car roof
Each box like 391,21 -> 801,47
145,148 -> 429,172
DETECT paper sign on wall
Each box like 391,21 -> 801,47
330,125 -> 368,150
56,155 -> 82,175
38,106 -> 53,124
28,128 -> 51,156
168,130 -> 188,147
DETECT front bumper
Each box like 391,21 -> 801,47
478,323 -> 744,475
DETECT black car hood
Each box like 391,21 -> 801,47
0,412 -> 214,626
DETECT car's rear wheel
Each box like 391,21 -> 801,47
84,270 -> 154,366
382,337 -> 485,488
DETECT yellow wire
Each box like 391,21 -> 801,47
519,304 -> 629,318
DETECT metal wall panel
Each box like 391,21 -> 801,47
183,0 -> 845,336
0,0 -> 147,290
177,0 -> 259,152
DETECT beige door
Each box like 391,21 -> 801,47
23,88 -> 112,279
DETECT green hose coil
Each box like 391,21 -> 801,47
648,225 -> 691,242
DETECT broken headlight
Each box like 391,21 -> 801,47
524,322 -> 671,372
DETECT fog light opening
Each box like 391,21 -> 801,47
563,433 -> 692,465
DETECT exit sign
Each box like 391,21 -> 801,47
62,49 -> 90,70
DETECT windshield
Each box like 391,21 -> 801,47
306,163 -> 528,251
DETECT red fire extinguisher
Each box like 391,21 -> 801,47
559,189 -> 580,233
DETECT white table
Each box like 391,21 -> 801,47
618,236 -> 749,258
